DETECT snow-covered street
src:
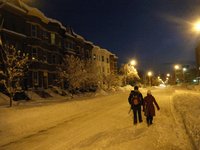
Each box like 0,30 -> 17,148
0,87 -> 200,150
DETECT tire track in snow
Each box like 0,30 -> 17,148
0,113 -> 87,149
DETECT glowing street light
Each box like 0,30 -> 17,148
147,71 -> 152,77
124,59 -> 137,85
182,67 -> 187,83
183,67 -> 187,72
174,65 -> 180,70
174,64 -> 181,84
130,59 -> 137,66
192,20 -> 200,33
147,71 -> 153,86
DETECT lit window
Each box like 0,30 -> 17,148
51,33 -> 55,45
93,54 -> 96,60
32,47 -> 38,60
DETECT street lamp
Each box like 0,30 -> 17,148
124,59 -> 137,85
174,64 -> 180,84
147,71 -> 153,86
174,65 -> 180,70
130,59 -> 137,66
183,67 -> 187,83
192,20 -> 200,33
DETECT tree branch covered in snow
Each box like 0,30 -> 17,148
59,55 -> 102,93
0,44 -> 28,106
59,55 -> 86,92
119,63 -> 140,85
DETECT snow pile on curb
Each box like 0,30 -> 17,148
94,85 -> 133,96
0,93 -> 9,105
112,85 -> 133,92
193,85 -> 200,91
173,92 -> 200,149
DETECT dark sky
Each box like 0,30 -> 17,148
28,0 -> 200,74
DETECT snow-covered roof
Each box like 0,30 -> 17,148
85,40 -> 93,45
73,32 -> 85,40
2,0 -> 117,58
3,0 -> 66,30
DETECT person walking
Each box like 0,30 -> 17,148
143,90 -> 160,126
128,86 -> 144,125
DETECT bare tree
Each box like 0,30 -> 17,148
0,44 -> 28,107
84,60 -> 101,89
60,55 -> 85,93
119,63 -> 140,85
103,73 -> 120,90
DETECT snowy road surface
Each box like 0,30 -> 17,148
0,87 -> 198,150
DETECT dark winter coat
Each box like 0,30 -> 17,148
143,94 -> 160,116
128,90 -> 143,109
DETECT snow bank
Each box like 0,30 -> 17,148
173,91 -> 200,149
0,93 -> 9,105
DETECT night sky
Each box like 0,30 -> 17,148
28,0 -> 200,74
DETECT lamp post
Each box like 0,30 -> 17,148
124,59 -> 137,85
174,65 -> 180,84
166,73 -> 170,85
147,71 -> 152,86
182,67 -> 187,83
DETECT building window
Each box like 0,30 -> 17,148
31,24 -> 37,37
33,72 -> 39,86
58,40 -> 62,48
102,56 -> 104,62
102,67 -> 105,73
32,47 -> 38,60
107,58 -> 109,63
43,30 -> 49,41
43,55 -> 47,63
66,40 -> 74,50
52,55 -> 56,64
51,33 -> 55,45
107,68 -> 110,74
86,50 -> 90,58
93,54 -> 96,60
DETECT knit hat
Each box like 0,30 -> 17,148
147,90 -> 151,95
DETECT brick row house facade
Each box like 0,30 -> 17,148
0,0 -> 118,90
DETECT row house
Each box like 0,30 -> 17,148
0,0 -> 117,90
0,0 -> 66,89
92,46 -> 118,76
